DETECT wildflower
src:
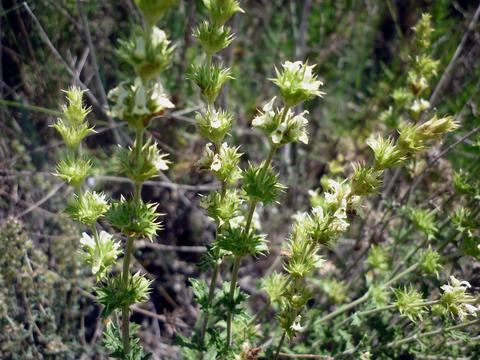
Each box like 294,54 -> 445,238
440,276 -> 478,321
53,87 -> 94,149
197,142 -> 242,184
116,139 -> 170,182
80,231 -> 121,281
272,61 -> 325,107
351,162 -> 382,196
195,107 -> 233,144
108,78 -> 174,128
252,97 -> 309,145
106,197 -> 163,240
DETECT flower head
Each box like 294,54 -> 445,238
80,231 -> 121,281
272,61 -> 325,107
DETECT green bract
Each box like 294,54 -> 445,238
190,63 -> 233,104
217,226 -> 268,257
242,163 -> 284,204
440,276 -> 477,321
271,61 -> 325,107
394,286 -> 427,323
54,156 -> 92,187
195,107 -> 233,144
201,189 -> 242,227
96,272 -> 152,318
134,0 -> 177,26
106,197 -> 162,240
53,87 -> 94,149
366,245 -> 390,271
420,247 -> 442,277
108,77 -> 174,129
351,162 -> 382,196
203,0 -> 244,26
366,135 -> 406,170
252,97 -> 309,146
80,231 -> 121,281
198,142 -> 242,184
116,139 -> 170,182
193,21 -> 234,55
66,191 -> 109,226
118,26 -> 174,82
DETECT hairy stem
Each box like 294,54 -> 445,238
121,236 -> 135,355
121,128 -> 145,354
226,256 -> 242,346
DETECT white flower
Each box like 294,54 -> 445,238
151,27 -> 167,47
290,315 -> 306,332
211,154 -> 222,171
132,78 -> 149,116
151,82 -> 174,109
411,99 -> 430,113
80,232 -> 95,249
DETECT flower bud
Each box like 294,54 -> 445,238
54,156 -> 92,187
366,135 -> 406,170
193,21 -> 234,55
416,114 -> 459,140
203,0 -> 244,26
66,191 -> 110,226
190,63 -> 233,104
119,26 -> 174,81
134,0 -> 177,26
351,162 -> 382,196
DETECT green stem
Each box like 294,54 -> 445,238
226,256 -> 242,346
388,319 -> 480,348
197,179 -> 229,352
121,127 -> 144,355
121,236 -> 135,355
274,331 -> 287,360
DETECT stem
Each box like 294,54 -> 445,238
387,319 -> 480,348
121,128 -> 144,355
133,128 -> 144,202
226,256 -> 242,346
274,331 -> 287,360
121,236 -> 135,355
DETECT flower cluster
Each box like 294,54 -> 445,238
52,87 -> 93,149
118,26 -> 174,82
439,276 -> 478,321
108,78 -> 174,129
272,61 -> 325,107
252,97 -> 309,146
53,89 -> 121,284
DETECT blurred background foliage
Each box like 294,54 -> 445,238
1,0 -> 479,359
